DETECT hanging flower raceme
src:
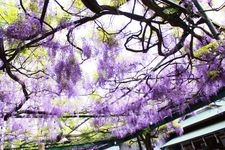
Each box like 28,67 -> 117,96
43,40 -> 61,57
54,54 -> 81,97
5,15 -> 41,40
82,44 -> 92,59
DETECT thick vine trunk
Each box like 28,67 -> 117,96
140,133 -> 154,150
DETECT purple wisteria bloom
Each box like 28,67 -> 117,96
6,16 -> 41,40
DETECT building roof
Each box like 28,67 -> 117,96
182,99 -> 225,128
162,120 -> 225,148
162,98 -> 225,148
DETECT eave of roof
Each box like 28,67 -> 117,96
162,120 -> 225,148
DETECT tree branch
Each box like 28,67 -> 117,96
192,0 -> 220,39
40,0 -> 50,27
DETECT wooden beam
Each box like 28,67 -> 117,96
0,145 -> 3,150
38,143 -> 45,150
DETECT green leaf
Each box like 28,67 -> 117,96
74,0 -> 85,9
29,1 -> 39,12
110,0 -> 127,7
0,0 -> 19,24
163,8 -> 179,14
207,70 -> 220,79
68,119 -> 76,127
194,41 -> 219,57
